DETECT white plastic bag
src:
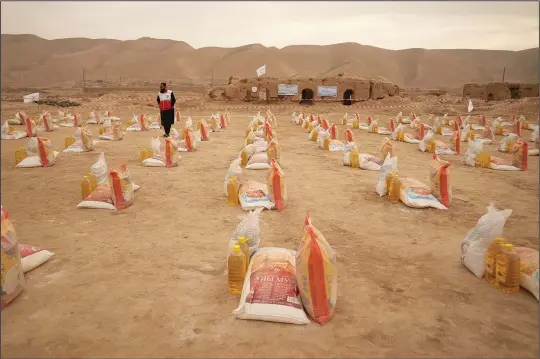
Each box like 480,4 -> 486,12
228,208 -> 262,257
224,159 -> 243,196
151,137 -> 161,157
460,204 -> 512,278
375,153 -> 397,196
530,126 -> 538,143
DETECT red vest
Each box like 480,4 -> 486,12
158,90 -> 173,111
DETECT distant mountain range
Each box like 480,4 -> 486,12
1,34 -> 538,89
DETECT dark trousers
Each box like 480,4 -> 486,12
160,108 -> 174,135
162,121 -> 172,135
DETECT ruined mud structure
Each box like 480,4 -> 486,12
463,82 -> 539,101
207,75 -> 400,105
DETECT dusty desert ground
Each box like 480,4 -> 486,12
1,92 -> 539,358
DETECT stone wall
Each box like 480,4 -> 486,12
463,82 -> 539,101
207,76 -> 400,102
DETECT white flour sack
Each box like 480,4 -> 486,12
246,153 -> 270,170
233,247 -> 309,325
514,247 -> 539,301
398,177 -> 447,210
460,204 -> 512,278
19,244 -> 55,273
238,180 -> 274,211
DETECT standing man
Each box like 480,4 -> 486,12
157,82 -> 176,137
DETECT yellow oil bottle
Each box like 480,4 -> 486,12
237,237 -> 250,271
228,244 -> 247,295
350,148 -> 359,168
323,138 -> 331,150
267,141 -> 280,162
197,121 -> 202,131
227,175 -> 240,205
81,176 -> 94,200
240,148 -> 249,167
86,172 -> 98,191
140,147 -> 152,162
352,119 -> 359,129
15,147 -> 27,165
495,123 -> 503,136
426,140 -> 436,153
98,126 -> 105,135
495,243 -> 521,294
387,173 -> 401,203
9,126 -> 14,133
398,131 -> 405,142
485,238 -> 505,285
476,151 -> 491,168
64,135 -> 75,149
385,171 -> 396,195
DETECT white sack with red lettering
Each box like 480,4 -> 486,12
233,247 -> 309,325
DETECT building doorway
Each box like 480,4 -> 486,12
509,86 -> 519,99
343,89 -> 353,105
258,88 -> 267,101
300,88 -> 314,105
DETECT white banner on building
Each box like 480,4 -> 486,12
252,86 -> 258,93
317,86 -> 338,97
277,84 -> 299,96
23,92 -> 40,103
256,64 -> 266,77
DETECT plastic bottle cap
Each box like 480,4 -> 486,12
232,245 -> 241,252
505,244 -> 513,250
237,237 -> 247,244
495,238 -> 505,243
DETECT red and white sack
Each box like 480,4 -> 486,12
77,153 -> 140,210
233,247 -> 309,325
25,118 -> 37,137
1,206 -> 25,308
16,137 -> 58,168
296,214 -> 338,325
19,244 -> 55,273
430,155 -> 452,208
109,165 -> 135,211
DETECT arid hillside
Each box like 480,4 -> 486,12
1,34 -> 538,89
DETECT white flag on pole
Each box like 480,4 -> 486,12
23,92 -> 40,103
467,99 -> 474,113
256,64 -> 266,77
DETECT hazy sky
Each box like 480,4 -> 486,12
1,1 -> 538,50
